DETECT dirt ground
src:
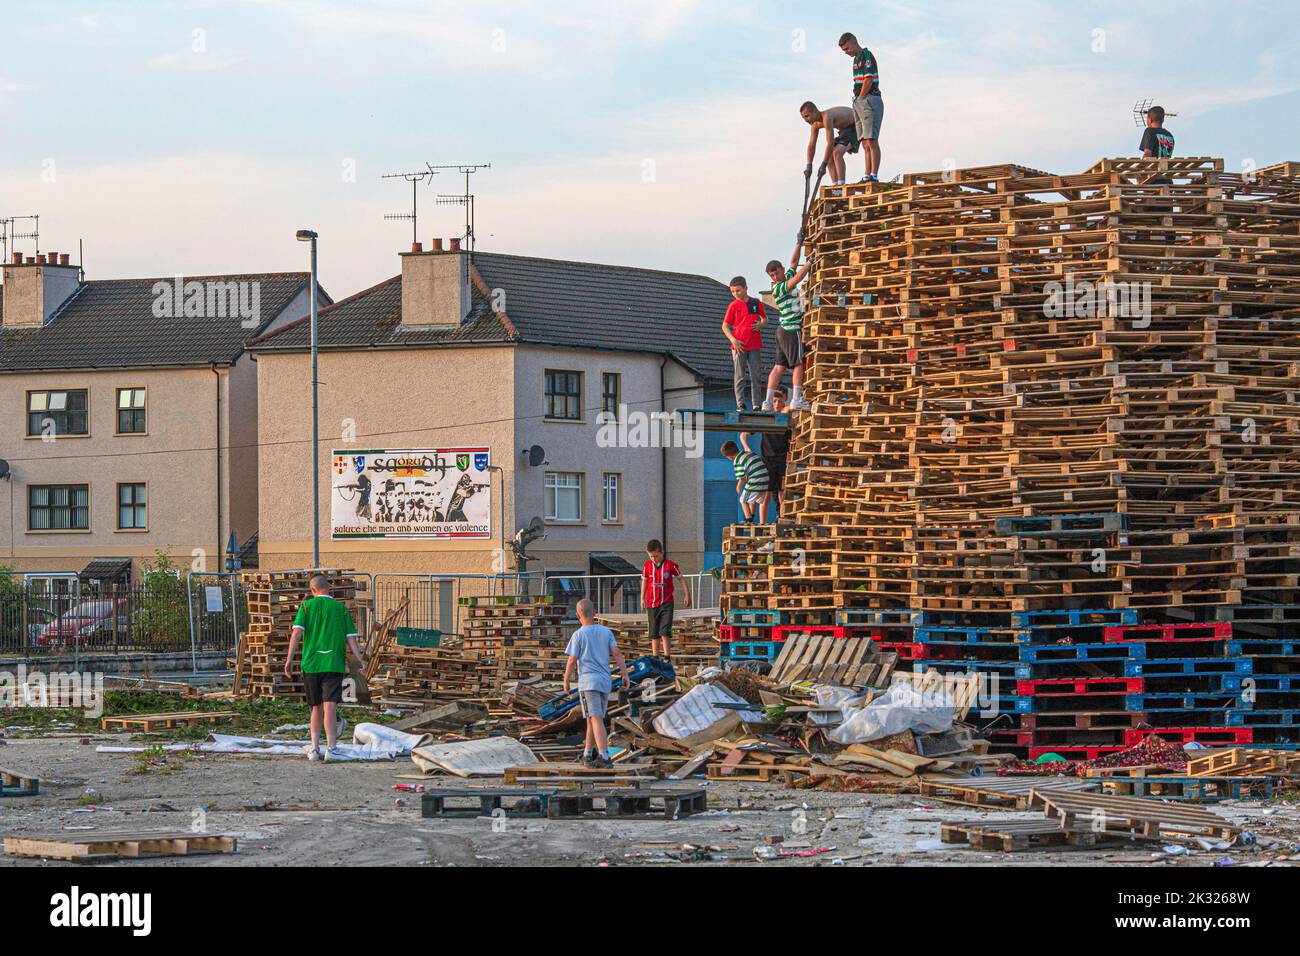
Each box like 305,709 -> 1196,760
2,734 -> 1298,867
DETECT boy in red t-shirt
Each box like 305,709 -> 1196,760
641,538 -> 691,659
722,276 -> 768,412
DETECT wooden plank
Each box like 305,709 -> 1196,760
4,831 -> 238,862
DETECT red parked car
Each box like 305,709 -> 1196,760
37,599 -> 129,647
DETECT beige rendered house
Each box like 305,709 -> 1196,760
0,252 -> 328,584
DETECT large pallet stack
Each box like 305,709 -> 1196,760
235,570 -> 359,700
457,595 -> 568,686
595,608 -> 720,672
722,157 -> 1300,754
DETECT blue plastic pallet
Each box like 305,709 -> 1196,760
720,641 -> 781,662
1123,693 -> 1239,711
727,610 -> 782,626
1012,609 -> 1139,628
1125,658 -> 1252,678
1227,710 -> 1300,727
1222,674 -> 1300,692
1017,643 -> 1134,663
916,660 -> 1021,674
1226,640 -> 1300,656
917,626 -> 1014,645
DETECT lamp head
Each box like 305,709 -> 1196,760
296,229 -> 318,242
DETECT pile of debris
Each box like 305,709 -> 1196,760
233,570 -> 362,701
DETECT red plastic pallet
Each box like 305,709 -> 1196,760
770,625 -> 849,642
1016,677 -> 1145,697
1103,622 -> 1232,643
719,624 -> 777,643
875,641 -> 924,660
1123,727 -> 1255,747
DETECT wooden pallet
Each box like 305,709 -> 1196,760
1098,775 -> 1274,802
503,763 -> 660,785
940,818 -> 1112,852
100,711 -> 237,732
1029,788 -> 1240,844
4,831 -> 237,862
918,774 -> 1099,810
0,768 -> 39,797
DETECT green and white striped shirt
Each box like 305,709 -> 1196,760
772,268 -> 803,331
734,451 -> 770,493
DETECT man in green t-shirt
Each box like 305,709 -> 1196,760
285,574 -> 364,761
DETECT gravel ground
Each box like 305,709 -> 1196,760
1,735 -> 1298,867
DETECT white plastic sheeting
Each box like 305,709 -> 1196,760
95,722 -> 430,762
652,683 -> 765,743
410,736 -> 537,777
824,682 -> 954,745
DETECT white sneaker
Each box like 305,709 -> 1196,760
303,744 -> 321,762
789,397 -> 811,411
761,401 -> 774,412
323,746 -> 345,763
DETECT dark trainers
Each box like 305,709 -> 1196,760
594,754 -> 614,769
581,752 -> 597,768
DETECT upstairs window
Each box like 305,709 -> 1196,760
27,389 -> 88,437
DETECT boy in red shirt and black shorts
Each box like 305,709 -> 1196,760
642,538 -> 692,659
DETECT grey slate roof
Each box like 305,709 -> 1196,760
0,272 -> 318,371
250,251 -> 779,385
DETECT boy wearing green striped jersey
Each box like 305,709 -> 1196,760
723,439 -> 772,524
765,239 -> 812,411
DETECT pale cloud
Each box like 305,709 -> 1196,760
148,50 -> 242,71
0,80 -> 32,94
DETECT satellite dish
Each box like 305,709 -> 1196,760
522,445 -> 547,467
526,516 -> 546,537
0,460 -> 10,480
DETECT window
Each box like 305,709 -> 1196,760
117,483 -> 147,530
544,471 -> 584,522
27,389 -> 88,437
601,372 -> 621,421
29,484 -> 90,531
116,388 -> 147,434
602,473 -> 621,523
544,370 -> 583,421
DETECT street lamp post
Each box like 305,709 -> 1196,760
296,230 -> 320,569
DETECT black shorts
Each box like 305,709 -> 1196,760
304,672 -> 345,707
775,327 -> 804,369
763,457 -> 787,494
834,124 -> 861,154
647,602 -> 675,640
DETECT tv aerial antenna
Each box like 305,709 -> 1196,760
428,163 -> 490,250
381,165 -> 438,245
1133,99 -> 1177,127
0,214 -> 39,262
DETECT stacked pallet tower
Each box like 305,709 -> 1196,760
595,609 -> 721,672
235,570 -> 359,700
721,157 -> 1300,757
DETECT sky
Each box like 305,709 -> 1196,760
1,0 -> 1298,297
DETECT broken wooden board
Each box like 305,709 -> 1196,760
390,700 -> 488,733
100,711 -> 237,732
769,635 -> 889,687
919,774 -> 1098,810
503,762 -> 660,785
1029,788 -> 1240,844
4,831 -> 237,863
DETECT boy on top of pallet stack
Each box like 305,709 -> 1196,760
764,240 -> 812,412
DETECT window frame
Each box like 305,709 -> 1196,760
27,482 -> 91,533
544,470 -> 585,524
544,369 -> 584,422
600,371 -> 622,422
601,472 -> 622,524
115,387 -> 148,436
25,388 -> 90,438
115,481 -> 149,532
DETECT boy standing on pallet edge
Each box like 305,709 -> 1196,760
285,574 -> 365,762
839,32 -> 883,183
765,241 -> 812,411
723,439 -> 772,524
563,598 -> 629,769
642,538 -> 692,659
1140,105 -> 1176,158
723,276 -> 768,412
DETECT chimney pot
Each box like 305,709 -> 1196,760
431,238 -> 444,252
25,256 -> 35,265
449,237 -> 461,252
10,253 -> 20,265
35,254 -> 46,265
60,254 -> 70,266
411,241 -> 423,253
46,250 -> 56,263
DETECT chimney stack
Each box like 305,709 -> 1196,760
1,251 -> 82,328
399,240 -> 470,328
